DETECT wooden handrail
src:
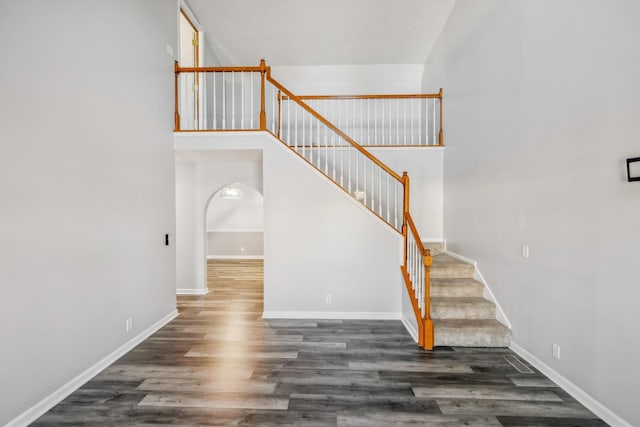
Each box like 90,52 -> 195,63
266,73 -> 403,184
175,65 -> 263,73
283,93 -> 442,100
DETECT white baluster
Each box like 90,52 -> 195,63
331,132 -> 344,182
356,150 -> 359,194
432,98 -> 436,145
231,72 -> 235,129
222,73 -> 226,129
240,72 -> 244,129
374,100 -> 377,145
396,98 -> 400,145
213,73 -> 217,130
294,104 -> 298,150
250,73 -> 254,128
348,145 -> 352,193
378,168 -> 382,215
411,99 -> 414,145
386,175 -> 389,223
394,182 -> 398,230
367,99 -> 371,145
370,161 -> 374,207
381,100 -> 385,145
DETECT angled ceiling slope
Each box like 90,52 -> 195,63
185,0 -> 457,66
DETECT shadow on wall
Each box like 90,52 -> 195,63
205,183 -> 264,259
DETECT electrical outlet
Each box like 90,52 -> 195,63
552,343 -> 561,360
240,246 -> 245,252
166,44 -> 174,56
126,317 -> 134,332
325,294 -> 332,304
521,244 -> 530,259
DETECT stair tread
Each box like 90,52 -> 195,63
431,277 -> 483,286
432,253 -> 472,266
431,278 -> 484,297
432,297 -> 495,306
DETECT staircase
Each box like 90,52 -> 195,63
173,61 -> 511,350
425,243 -> 510,347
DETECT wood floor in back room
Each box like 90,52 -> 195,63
33,259 -> 606,426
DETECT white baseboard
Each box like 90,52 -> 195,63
444,249 -> 511,329
262,311 -> 401,320
510,341 -> 632,427
6,309 -> 179,427
176,288 -> 209,295
206,255 -> 264,260
401,314 -> 419,343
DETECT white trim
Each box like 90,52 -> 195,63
401,314 -> 419,343
207,229 -> 264,233
262,311 -> 401,320
510,341 -> 632,427
206,255 -> 264,260
176,288 -> 209,295
444,249 -> 511,329
5,310 -> 179,427
423,238 -> 444,243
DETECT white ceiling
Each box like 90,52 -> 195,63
185,0 -> 457,66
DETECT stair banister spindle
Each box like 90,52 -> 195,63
259,60 -> 266,130
294,103 -> 298,150
231,72 -> 235,129
277,90 -> 282,138
241,71 -> 245,129
432,98 -> 436,145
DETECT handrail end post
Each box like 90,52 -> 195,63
423,319 -> 434,350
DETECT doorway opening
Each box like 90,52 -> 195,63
204,183 -> 264,316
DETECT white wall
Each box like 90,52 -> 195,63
271,64 -> 425,95
175,133 -> 404,317
424,1 -> 640,425
175,150 -> 263,291
0,1 -> 178,425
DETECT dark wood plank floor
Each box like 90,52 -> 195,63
33,259 -> 606,426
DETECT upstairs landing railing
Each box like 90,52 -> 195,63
283,93 -> 443,146
174,60 -> 436,349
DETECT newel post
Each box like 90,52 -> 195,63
174,60 -> 180,131
423,249 -> 434,350
438,88 -> 444,146
259,59 -> 267,130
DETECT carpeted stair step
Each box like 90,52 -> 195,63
431,278 -> 484,298
434,319 -> 511,347
431,297 -> 496,319
430,254 -> 475,279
